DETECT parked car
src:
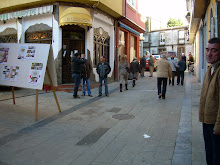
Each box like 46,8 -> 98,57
145,55 -> 157,70
152,54 -> 161,61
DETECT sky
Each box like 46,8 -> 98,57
138,0 -> 188,29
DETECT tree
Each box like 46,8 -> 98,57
167,18 -> 183,27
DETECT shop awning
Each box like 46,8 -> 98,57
59,6 -> 92,27
119,22 -> 140,36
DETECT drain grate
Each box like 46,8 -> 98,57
112,114 -> 135,120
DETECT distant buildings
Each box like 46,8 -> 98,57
143,25 -> 193,58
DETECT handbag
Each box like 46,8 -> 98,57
128,72 -> 133,80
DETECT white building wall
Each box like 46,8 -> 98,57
92,13 -> 115,82
0,19 -> 17,32
52,15 -> 62,60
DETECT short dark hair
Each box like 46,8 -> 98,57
74,52 -> 81,57
102,56 -> 106,59
208,38 -> 220,45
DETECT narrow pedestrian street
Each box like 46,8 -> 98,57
0,71 -> 206,165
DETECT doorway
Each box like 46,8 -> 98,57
62,25 -> 85,84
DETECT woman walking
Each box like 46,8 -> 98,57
119,54 -> 129,92
130,57 -> 140,87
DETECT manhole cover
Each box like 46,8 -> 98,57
112,114 -> 135,120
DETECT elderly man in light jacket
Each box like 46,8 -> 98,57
154,55 -> 172,99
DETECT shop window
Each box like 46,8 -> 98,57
93,27 -> 110,66
25,24 -> 52,44
26,31 -> 52,43
0,28 -> 17,43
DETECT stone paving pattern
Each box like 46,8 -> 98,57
0,72 -> 206,165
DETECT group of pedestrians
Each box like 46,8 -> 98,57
72,53 -> 111,98
71,37 -> 220,165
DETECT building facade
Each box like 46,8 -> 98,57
0,0 -> 122,84
187,0 -> 220,84
114,0 -> 146,80
143,26 -> 193,58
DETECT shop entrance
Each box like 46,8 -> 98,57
62,25 -> 85,84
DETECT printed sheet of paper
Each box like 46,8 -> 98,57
0,45 -> 10,64
2,65 -> 19,81
18,45 -> 36,60
28,63 -> 43,85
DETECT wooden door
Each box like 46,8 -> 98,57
62,39 -> 85,84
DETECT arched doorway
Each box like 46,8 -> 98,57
62,25 -> 85,84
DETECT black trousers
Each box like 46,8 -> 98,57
157,78 -> 167,97
203,123 -> 220,165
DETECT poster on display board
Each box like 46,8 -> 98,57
0,43 -> 57,90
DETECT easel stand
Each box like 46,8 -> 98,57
11,67 -> 61,121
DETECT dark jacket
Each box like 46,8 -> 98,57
177,60 -> 186,72
81,59 -> 92,79
140,57 -> 146,68
130,60 -> 140,73
96,62 -> 111,78
72,56 -> 86,74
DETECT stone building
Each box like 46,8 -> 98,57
143,26 -> 193,58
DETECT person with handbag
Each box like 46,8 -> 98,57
119,54 -> 129,92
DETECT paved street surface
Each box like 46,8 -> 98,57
0,71 -> 206,165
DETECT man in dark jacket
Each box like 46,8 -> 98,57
177,56 -> 186,85
72,53 -> 86,98
140,55 -> 146,77
80,55 -> 93,97
96,56 -> 111,96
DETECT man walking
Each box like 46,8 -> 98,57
96,56 -> 111,97
140,55 -> 146,77
72,53 -> 86,99
149,55 -> 155,77
177,56 -> 187,85
199,37 -> 220,165
154,54 -> 172,99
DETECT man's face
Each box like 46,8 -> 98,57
101,56 -> 105,62
206,43 -> 220,64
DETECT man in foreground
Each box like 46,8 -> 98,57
199,38 -> 220,165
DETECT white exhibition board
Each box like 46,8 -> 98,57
0,43 -> 51,90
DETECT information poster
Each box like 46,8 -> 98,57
0,43 -> 52,90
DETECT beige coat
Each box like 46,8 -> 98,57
155,58 -> 172,78
199,60 -> 220,133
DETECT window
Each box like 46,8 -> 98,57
178,30 -> 185,44
0,28 -> 17,43
159,33 -> 165,45
26,31 -> 52,43
210,9 -> 215,38
93,27 -> 110,66
127,0 -> 136,9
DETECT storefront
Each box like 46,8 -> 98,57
0,4 -> 115,84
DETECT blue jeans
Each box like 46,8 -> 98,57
72,73 -> 81,97
157,78 -> 167,97
177,71 -> 184,85
203,123 -> 220,165
99,77 -> 108,95
82,78 -> 91,95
